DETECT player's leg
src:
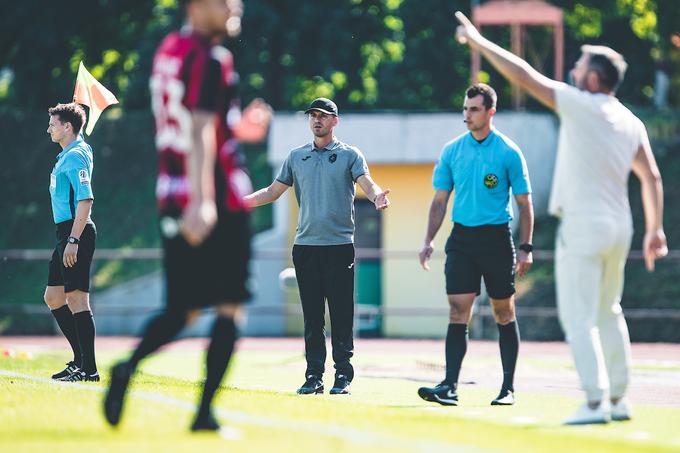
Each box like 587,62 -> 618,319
418,230 -> 480,406
598,225 -> 633,421
293,245 -> 327,394
192,303 -> 241,431
325,244 -> 355,394
484,229 -> 519,405
64,290 -> 99,381
61,224 -> 99,381
45,284 -> 83,379
489,296 -> 519,405
556,220 -> 610,424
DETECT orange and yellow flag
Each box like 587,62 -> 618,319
73,61 -> 119,135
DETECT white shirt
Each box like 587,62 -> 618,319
550,83 -> 650,220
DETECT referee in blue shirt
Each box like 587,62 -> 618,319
44,103 -> 99,382
418,84 -> 534,406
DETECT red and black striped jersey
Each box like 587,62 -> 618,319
150,29 -> 251,217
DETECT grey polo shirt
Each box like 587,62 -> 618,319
276,138 -> 369,245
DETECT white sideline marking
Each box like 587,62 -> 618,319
0,370 -> 490,453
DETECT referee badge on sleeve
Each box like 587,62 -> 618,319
79,169 -> 90,185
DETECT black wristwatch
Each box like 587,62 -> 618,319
67,236 -> 80,245
519,243 -> 533,253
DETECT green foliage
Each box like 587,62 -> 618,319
2,0 -> 678,112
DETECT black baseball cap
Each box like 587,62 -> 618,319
304,98 -> 338,116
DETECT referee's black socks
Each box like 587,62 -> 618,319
51,305 -> 82,368
497,321 -> 520,392
74,311 -> 97,374
197,315 -> 237,417
445,323 -> 468,387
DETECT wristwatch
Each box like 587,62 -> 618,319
67,236 -> 80,245
519,243 -> 533,253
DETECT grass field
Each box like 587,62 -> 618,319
1,338 -> 679,452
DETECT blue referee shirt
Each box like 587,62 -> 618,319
432,129 -> 531,226
49,138 -> 94,224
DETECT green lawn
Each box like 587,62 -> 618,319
1,347 -> 679,452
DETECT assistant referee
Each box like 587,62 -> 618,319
44,102 -> 99,382
418,84 -> 534,407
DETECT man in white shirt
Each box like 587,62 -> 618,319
455,12 -> 668,425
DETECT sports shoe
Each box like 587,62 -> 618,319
611,398 -> 632,421
52,361 -> 79,380
62,370 -> 100,382
329,375 -> 351,395
563,402 -> 611,425
491,388 -> 515,406
417,381 -> 458,406
297,375 -> 324,395
104,362 -> 133,426
191,411 -> 220,432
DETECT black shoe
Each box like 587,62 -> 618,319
329,375 -> 351,395
417,381 -> 458,406
491,388 -> 515,406
62,370 -> 100,382
52,361 -> 79,380
104,362 -> 132,427
191,411 -> 220,432
297,375 -> 324,395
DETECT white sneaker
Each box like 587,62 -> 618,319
564,402 -> 611,425
611,398 -> 632,421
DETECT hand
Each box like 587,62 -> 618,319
643,228 -> 668,272
180,200 -> 218,246
374,189 -> 391,210
515,250 -> 533,278
419,242 -> 434,270
63,243 -> 78,268
454,11 -> 482,46
234,98 -> 273,143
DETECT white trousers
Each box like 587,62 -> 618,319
555,215 -> 633,402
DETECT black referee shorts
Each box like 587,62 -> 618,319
47,220 -> 97,293
162,211 -> 251,309
444,222 -> 516,299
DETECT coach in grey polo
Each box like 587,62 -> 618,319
244,98 -> 390,395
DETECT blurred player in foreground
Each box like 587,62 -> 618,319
104,0 -> 271,432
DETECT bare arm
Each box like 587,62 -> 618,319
514,193 -> 534,277
244,180 -> 289,208
631,141 -> 668,271
419,190 -> 452,270
356,174 -> 391,210
455,12 -> 558,110
181,111 -> 218,246
62,199 -> 93,268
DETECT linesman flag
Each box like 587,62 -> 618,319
73,61 -> 119,135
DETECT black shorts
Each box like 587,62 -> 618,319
162,211 -> 251,309
444,222 -> 515,299
47,221 -> 97,293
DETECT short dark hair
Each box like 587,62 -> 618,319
466,83 -> 497,110
581,45 -> 627,91
48,103 -> 86,134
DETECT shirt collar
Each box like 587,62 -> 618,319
312,137 -> 339,152
469,129 -> 496,147
56,138 -> 83,161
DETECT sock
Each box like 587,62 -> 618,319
128,309 -> 187,371
498,321 -> 520,392
51,305 -> 82,367
73,311 -> 97,374
444,323 -> 468,386
197,315 -> 237,417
